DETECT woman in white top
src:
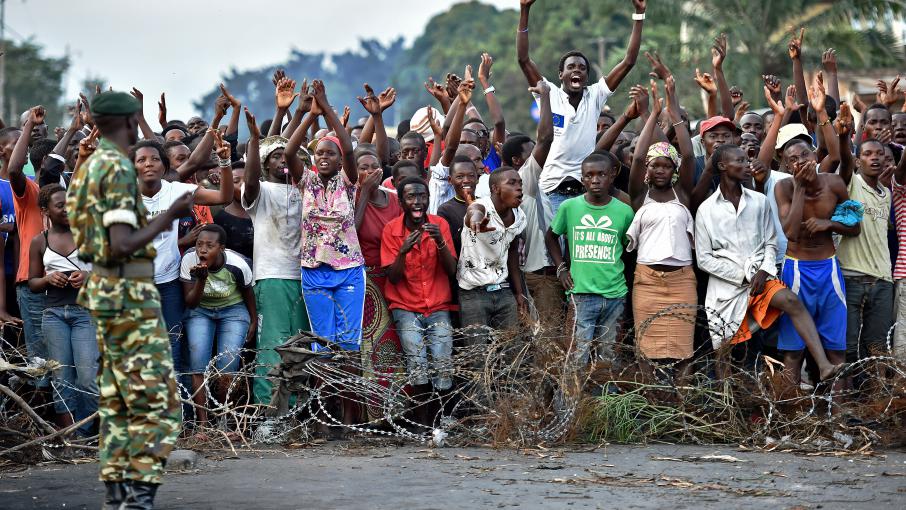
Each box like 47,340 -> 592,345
625,78 -> 697,368
28,184 -> 97,432
130,135 -> 233,380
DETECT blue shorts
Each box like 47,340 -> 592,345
777,256 -> 847,352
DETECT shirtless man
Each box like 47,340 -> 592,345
774,152 -> 859,386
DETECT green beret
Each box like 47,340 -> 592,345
90,91 -> 140,116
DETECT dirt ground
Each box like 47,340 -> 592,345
1,442 -> 905,509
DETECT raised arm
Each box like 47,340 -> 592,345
192,130 -> 233,206
822,49 -> 840,104
281,80 -> 311,139
664,75 -> 695,196
128,88 -> 157,141
834,102 -> 855,186
596,85 -> 645,152
424,77 -> 453,115
375,87 -> 397,165
312,80 -> 356,183
530,80 -> 554,167
478,53 -> 506,146
629,84 -> 661,202
516,0 -> 543,87
268,75 -> 299,137
441,67 -> 475,167
711,34 -> 734,119
52,101 -> 83,158
8,106 -> 41,196
173,128 -> 216,182
157,93 -> 168,130
789,28 -> 809,107
694,68 -> 719,118
605,0 -> 647,91
241,108 -> 263,206
758,85 -> 786,171
808,72 -> 840,172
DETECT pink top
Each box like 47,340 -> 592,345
893,177 -> 906,280
299,170 -> 364,270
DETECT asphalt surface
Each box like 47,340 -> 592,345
1,442 -> 905,509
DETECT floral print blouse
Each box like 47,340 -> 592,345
299,170 -> 364,270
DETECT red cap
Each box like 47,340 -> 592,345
699,116 -> 740,136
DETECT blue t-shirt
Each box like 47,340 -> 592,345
0,179 -> 16,275
484,150 -> 501,172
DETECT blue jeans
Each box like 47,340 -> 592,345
185,302 -> 250,373
392,309 -> 453,390
571,293 -> 625,365
547,190 -> 581,216
43,305 -> 99,428
17,283 -> 48,386
156,279 -> 186,373
301,265 -> 365,351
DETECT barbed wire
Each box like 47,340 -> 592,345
1,299 -> 904,467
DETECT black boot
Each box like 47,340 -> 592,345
122,481 -> 159,510
103,481 -> 128,509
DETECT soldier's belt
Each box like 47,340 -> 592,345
93,261 -> 155,279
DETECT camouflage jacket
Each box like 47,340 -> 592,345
66,138 -> 160,314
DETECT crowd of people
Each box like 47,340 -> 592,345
0,0 -> 903,507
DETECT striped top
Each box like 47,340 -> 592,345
893,177 -> 906,280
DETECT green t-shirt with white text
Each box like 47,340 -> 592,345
550,195 -> 634,298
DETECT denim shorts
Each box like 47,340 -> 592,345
185,302 -> 251,373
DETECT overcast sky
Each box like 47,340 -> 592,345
6,0 -> 512,120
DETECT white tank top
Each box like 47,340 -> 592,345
626,189 -> 694,266
43,233 -> 91,274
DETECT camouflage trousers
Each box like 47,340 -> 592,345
94,308 -> 181,484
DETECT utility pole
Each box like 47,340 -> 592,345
0,0 -> 6,122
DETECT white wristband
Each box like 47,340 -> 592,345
484,86 -> 496,95
632,12 -> 646,21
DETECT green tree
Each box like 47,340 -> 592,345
1,38 -> 69,128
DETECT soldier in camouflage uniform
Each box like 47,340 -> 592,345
67,91 -> 194,510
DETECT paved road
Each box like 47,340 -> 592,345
1,442 -> 905,509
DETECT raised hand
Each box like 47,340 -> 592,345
734,101 -> 751,123
340,105 -> 351,127
129,88 -> 144,113
478,52 -> 494,88
877,76 -> 901,107
527,79 -> 551,97
214,93 -> 230,117
212,129 -> 230,160
298,80 -> 313,113
275,77 -> 299,110
157,93 -> 167,128
311,80 -> 330,112
29,105 -> 46,126
458,65 -> 475,104
822,48 -> 837,73
357,83 -> 381,115
424,77 -> 447,103
762,75 -> 781,99
645,51 -> 671,80
788,27 -> 805,60
729,86 -> 743,106
271,69 -> 286,88
425,106 -> 442,135
784,85 -> 801,112
445,73 -> 462,101
68,100 -> 83,131
632,0 -> 647,13
808,71 -> 827,113
78,127 -> 100,160
764,85 -> 785,116
694,68 -> 717,94
833,102 -> 853,136
244,108 -> 261,140
850,93 -> 867,114
711,33 -> 728,69
378,87 -> 397,111
219,83 -> 241,108
649,79 -> 663,116
520,0 -> 536,6
625,84 -> 648,120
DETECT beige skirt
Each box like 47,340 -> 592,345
632,265 -> 698,360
